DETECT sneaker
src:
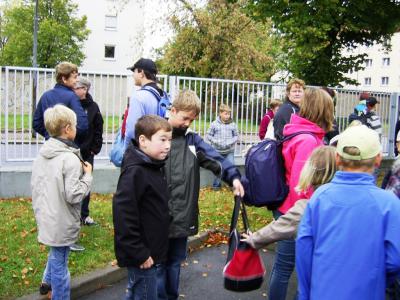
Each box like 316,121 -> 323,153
70,243 -> 85,251
39,282 -> 51,295
82,216 -> 97,226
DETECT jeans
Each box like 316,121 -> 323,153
269,210 -> 296,300
80,154 -> 94,220
156,237 -> 188,300
42,246 -> 71,300
213,152 -> 234,188
126,266 -> 158,300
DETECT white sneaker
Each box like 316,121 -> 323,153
83,216 -> 97,226
70,243 -> 85,251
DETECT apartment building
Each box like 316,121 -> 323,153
344,32 -> 400,92
73,0 -> 146,73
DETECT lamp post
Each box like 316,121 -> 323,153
32,0 -> 39,136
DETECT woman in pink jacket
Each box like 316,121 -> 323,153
269,88 -> 334,300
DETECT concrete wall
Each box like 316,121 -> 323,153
0,158 -> 394,198
0,164 -> 245,199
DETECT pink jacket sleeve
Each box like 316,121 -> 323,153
280,136 -> 321,214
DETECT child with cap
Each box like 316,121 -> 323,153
206,103 -> 238,189
296,125 -> 400,300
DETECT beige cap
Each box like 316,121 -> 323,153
336,125 -> 381,160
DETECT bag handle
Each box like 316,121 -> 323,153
229,196 -> 251,234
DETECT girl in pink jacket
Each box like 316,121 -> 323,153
269,88 -> 334,300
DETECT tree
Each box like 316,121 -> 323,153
0,0 -> 89,68
241,0 -> 400,86
158,0 -> 282,81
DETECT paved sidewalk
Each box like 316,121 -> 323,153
80,244 -> 297,300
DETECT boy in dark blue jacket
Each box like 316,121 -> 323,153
113,115 -> 172,300
156,89 -> 244,300
33,62 -> 88,144
296,125 -> 400,300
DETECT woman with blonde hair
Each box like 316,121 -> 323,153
242,146 -> 337,247
269,88 -> 334,300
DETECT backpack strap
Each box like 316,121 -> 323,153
140,85 -> 162,101
279,131 -> 316,145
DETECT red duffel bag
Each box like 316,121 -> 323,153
223,196 -> 266,292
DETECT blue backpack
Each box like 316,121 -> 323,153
241,131 -> 313,209
141,86 -> 172,119
109,87 -> 171,167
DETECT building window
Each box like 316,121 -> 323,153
364,77 -> 371,86
104,45 -> 115,59
381,77 -> 389,86
105,15 -> 117,30
382,57 -> 390,66
365,59 -> 372,67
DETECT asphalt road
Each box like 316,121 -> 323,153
80,244 -> 297,300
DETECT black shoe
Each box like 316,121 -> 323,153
39,282 -> 51,295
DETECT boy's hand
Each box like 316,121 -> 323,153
140,256 -> 154,269
232,178 -> 244,197
82,162 -> 93,174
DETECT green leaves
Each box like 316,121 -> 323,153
0,0 -> 89,68
159,0 -> 282,81
245,0 -> 400,86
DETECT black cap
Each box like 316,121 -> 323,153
366,96 -> 379,106
127,58 -> 157,74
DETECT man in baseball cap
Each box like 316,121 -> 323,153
123,58 -> 164,150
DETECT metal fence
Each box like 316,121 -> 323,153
1,66 -> 398,166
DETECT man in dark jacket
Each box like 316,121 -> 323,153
33,62 -> 88,143
274,78 -> 305,141
74,78 -> 104,227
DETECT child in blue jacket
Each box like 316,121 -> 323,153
296,125 -> 400,300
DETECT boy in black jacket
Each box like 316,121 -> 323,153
113,115 -> 172,300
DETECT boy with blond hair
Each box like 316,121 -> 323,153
113,115 -> 172,300
157,90 -> 244,300
296,125 -> 400,300
206,103 -> 238,189
31,104 -> 92,299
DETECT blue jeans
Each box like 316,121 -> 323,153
156,237 -> 188,300
126,266 -> 158,300
42,246 -> 71,300
213,152 -> 234,188
269,210 -> 296,300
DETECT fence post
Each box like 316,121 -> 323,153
388,92 -> 399,158
168,76 -> 177,102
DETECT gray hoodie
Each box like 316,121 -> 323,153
31,138 -> 92,246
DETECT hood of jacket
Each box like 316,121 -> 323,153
123,140 -> 166,170
283,114 -> 325,139
39,137 -> 80,160
216,116 -> 233,125
80,93 -> 94,109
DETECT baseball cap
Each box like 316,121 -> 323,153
366,96 -> 379,106
336,125 -> 381,160
127,58 -> 157,74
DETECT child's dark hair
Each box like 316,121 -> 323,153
134,115 -> 172,142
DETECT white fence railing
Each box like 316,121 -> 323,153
1,66 -> 398,166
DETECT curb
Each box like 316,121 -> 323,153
16,231 -> 210,300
